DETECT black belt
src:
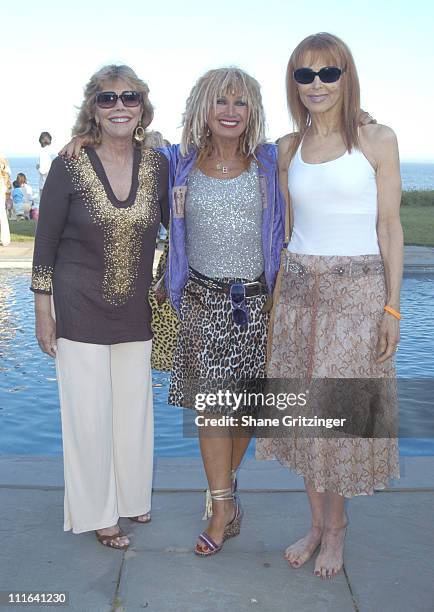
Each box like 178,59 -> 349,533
189,268 -> 267,297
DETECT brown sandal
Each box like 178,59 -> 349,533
95,527 -> 129,550
129,512 -> 151,524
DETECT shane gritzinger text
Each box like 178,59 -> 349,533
195,415 -> 347,429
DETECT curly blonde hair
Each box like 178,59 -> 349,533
72,65 -> 155,147
180,67 -> 266,158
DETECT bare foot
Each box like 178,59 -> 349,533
196,502 -> 235,552
284,526 -> 322,568
314,526 -> 347,579
96,524 -> 130,548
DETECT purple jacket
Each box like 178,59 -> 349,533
159,143 -> 285,311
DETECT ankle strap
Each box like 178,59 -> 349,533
210,487 -> 233,501
202,473 -> 238,520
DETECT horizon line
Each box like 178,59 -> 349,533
5,153 -> 434,165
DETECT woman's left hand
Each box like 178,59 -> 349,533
376,312 -> 400,363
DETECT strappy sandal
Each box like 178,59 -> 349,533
129,512 -> 151,524
195,488 -> 243,557
95,527 -> 129,550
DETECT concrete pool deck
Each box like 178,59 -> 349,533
1,242 -> 434,272
1,244 -> 433,610
0,455 -> 433,611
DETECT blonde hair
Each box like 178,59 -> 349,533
72,64 -> 155,148
180,67 -> 266,158
287,33 -> 361,151
0,157 -> 10,183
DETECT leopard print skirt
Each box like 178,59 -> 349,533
168,274 -> 269,415
256,252 -> 400,498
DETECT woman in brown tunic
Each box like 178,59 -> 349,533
31,65 -> 168,549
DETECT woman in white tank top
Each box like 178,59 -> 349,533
256,33 -> 403,579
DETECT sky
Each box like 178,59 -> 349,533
2,0 -> 434,161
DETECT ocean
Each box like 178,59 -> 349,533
7,157 -> 434,201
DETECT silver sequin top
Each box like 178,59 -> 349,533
185,161 -> 264,280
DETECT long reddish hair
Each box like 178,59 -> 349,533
287,32 -> 361,151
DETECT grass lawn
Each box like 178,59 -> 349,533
8,197 -> 434,248
400,206 -> 434,247
9,220 -> 37,242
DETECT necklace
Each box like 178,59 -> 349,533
215,158 -> 244,174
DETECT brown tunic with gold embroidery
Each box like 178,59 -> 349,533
31,146 -> 169,344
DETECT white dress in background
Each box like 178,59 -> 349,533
38,146 -> 53,192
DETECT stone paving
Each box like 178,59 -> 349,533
0,456 -> 433,612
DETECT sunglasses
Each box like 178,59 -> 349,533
230,284 -> 249,327
293,66 -> 343,85
95,90 -> 142,109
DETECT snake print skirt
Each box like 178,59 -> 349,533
256,252 -> 400,498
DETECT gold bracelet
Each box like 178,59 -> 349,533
384,305 -> 402,320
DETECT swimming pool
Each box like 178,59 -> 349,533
0,270 -> 433,456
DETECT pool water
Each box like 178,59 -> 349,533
0,270 -> 433,456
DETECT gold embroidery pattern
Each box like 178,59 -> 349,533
66,149 -> 160,306
31,265 -> 53,293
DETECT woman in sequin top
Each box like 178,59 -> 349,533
31,65 -> 169,550
162,68 -> 284,557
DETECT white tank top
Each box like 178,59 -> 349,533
287,138 -> 380,256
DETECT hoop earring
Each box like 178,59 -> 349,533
134,121 -> 146,143
94,120 -> 102,145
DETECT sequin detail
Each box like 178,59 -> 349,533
185,162 -> 264,280
31,264 -> 54,293
65,150 -> 160,306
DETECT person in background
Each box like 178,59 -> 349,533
37,131 -> 53,193
0,156 -> 12,245
31,65 -> 169,551
12,179 -> 26,219
17,173 -> 33,220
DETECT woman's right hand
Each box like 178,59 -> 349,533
35,311 -> 57,358
58,136 -> 87,159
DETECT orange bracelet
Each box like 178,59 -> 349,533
384,305 -> 402,320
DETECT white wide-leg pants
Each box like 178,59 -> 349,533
55,338 -> 154,534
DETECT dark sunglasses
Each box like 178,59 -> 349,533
95,90 -> 142,109
293,66 -> 343,85
230,284 -> 249,327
